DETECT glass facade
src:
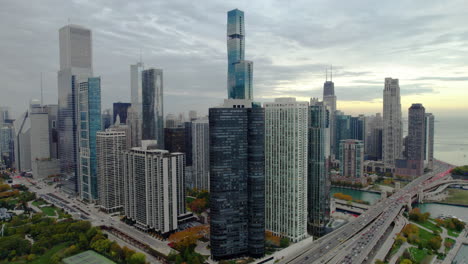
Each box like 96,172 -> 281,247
227,9 -> 253,100
308,101 -> 331,236
113,102 -> 131,124
142,69 -> 164,149
209,102 -> 265,260
79,77 -> 101,201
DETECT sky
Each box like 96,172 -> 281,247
1,0 -> 468,119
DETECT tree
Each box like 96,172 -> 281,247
428,236 -> 442,251
128,252 -> 146,264
110,242 -> 124,261
280,237 -> 290,248
375,260 -> 385,264
90,238 -> 112,254
400,259 -> 413,264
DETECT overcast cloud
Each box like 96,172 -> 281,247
1,0 -> 467,117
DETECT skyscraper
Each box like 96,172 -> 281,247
14,110 -> 31,172
128,62 -> 144,148
101,109 -> 112,130
209,99 -> 265,260
323,74 -> 337,159
308,98 -> 331,236
78,77 -> 101,201
192,118 -> 209,191
334,113 -> 351,158
58,24 -> 93,193
382,78 -> 403,170
123,140 -> 185,234
265,98 -> 308,242
113,102 -> 131,124
227,9 -> 253,100
424,113 -> 435,170
97,129 -> 127,213
142,68 -> 164,149
366,113 -> 383,161
339,139 -> 364,178
164,127 -> 185,153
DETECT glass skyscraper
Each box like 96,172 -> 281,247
308,99 -> 331,236
209,99 -> 265,260
142,68 -> 164,149
79,77 -> 101,201
227,9 -> 253,100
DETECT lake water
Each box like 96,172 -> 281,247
431,116 -> 468,166
453,244 -> 468,264
414,203 -> 468,223
330,187 -> 381,205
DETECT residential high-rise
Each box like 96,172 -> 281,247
323,75 -> 337,159
57,24 -> 93,193
97,129 -> 127,213
382,78 -> 403,170
424,113 -> 435,170
192,118 -> 209,191
265,98 -> 308,242
209,99 -> 265,260
308,98 -> 331,236
350,115 -> 365,142
227,9 -> 253,100
123,140 -> 185,234
142,68 -> 164,149
78,77 -> 101,201
339,139 -> 364,178
113,102 -> 131,124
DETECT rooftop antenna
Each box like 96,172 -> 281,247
330,64 -> 333,82
40,72 -> 44,105
326,68 -> 328,82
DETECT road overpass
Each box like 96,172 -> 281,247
273,160 -> 454,264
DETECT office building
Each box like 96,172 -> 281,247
265,98 -> 308,242
350,115 -> 365,142
142,68 -> 164,149
308,98 -> 331,236
0,107 -> 10,125
13,111 -> 31,172
97,129 -> 127,213
424,113 -> 435,170
323,73 -> 337,159
123,140 -> 185,234
164,127 -> 185,153
30,102 -> 60,179
113,102 -> 131,124
339,139 -> 364,178
57,24 -> 93,193
365,113 -> 383,161
210,99 -> 265,260
78,77 -> 101,201
396,104 -> 425,178
382,78 -> 403,170
192,118 -> 209,191
227,9 -> 253,100
334,113 -> 351,158
165,113 -> 181,128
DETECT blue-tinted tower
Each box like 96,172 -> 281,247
79,77 -> 101,201
227,9 -> 253,100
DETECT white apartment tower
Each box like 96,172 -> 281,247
382,78 -> 403,169
192,118 -> 210,191
123,140 -> 185,234
97,129 -> 127,213
265,98 -> 308,242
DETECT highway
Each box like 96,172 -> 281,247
283,160 -> 454,264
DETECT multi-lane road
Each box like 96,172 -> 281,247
282,160 -> 454,264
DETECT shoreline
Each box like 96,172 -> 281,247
331,185 -> 382,194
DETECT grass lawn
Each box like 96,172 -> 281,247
443,189 -> 468,206
447,229 -> 460,237
418,227 -> 436,243
409,247 -> 432,263
445,237 -> 456,253
388,241 -> 403,258
411,219 -> 442,233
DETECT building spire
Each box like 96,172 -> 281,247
330,65 -> 333,82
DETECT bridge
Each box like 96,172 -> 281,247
262,160 -> 455,264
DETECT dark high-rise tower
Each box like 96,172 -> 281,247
113,102 -> 131,124
308,98 -> 331,236
227,9 -> 253,100
209,100 -> 265,260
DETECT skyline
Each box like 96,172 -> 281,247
1,1 -> 468,117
